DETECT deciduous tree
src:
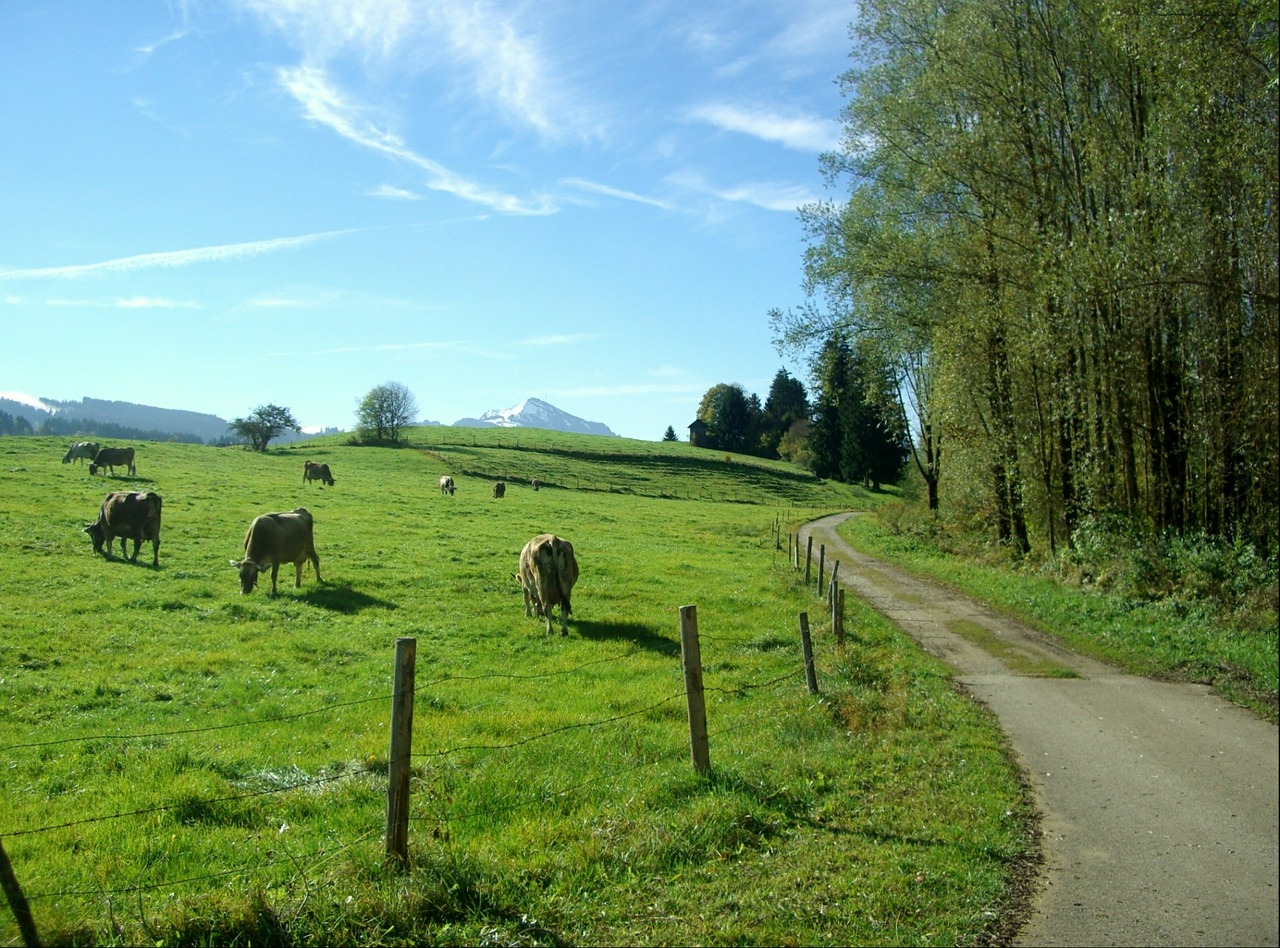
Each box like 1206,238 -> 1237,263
356,382 -> 418,444
230,404 -> 300,452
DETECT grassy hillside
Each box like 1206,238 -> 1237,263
0,431 -> 1032,946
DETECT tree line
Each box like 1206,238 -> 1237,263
0,409 -> 206,445
684,364 -> 910,490
772,0 -> 1277,553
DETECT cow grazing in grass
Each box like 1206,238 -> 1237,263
303,460 -> 335,486
89,446 -> 136,476
63,441 -> 99,464
439,476 -> 455,495
516,533 -> 579,635
531,478 -> 540,491
492,481 -> 506,499
231,508 -> 321,595
84,491 -> 162,567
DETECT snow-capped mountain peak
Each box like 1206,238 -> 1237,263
455,398 -> 615,436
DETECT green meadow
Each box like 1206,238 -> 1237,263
0,432 -> 1032,946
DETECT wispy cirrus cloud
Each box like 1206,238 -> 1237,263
669,171 -> 816,213
690,103 -> 839,153
44,296 -> 196,308
280,64 -> 555,215
511,332 -> 601,347
561,178 -> 672,210
239,0 -> 580,138
369,183 -> 423,201
0,229 -> 360,281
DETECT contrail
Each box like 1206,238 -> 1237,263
0,229 -> 363,280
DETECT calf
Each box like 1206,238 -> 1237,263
84,491 -> 162,567
230,508 -> 321,595
516,533 -> 579,635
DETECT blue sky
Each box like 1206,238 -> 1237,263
1,1 -> 854,440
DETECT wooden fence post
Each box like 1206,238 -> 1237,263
0,838 -> 40,948
799,612 -> 818,695
386,636 -> 416,865
828,561 -> 840,604
837,588 -> 846,650
817,544 -> 826,597
804,536 -> 813,586
680,605 -> 711,775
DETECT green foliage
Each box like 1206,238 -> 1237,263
849,506 -> 1279,722
783,0 -> 1278,550
355,381 -> 418,445
229,403 -> 302,452
0,432 -> 1029,946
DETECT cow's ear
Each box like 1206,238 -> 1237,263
228,559 -> 242,569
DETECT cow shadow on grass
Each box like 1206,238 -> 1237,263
300,582 -> 397,614
574,619 -> 679,656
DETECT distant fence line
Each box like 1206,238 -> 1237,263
1,541 -> 849,947
412,441 -> 838,507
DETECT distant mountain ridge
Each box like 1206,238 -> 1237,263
0,395 -> 232,443
0,393 -> 616,441
454,398 -> 616,437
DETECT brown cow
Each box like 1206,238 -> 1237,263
84,491 -> 162,567
516,533 -> 579,635
492,481 -> 506,498
89,446 -> 136,476
303,460 -> 335,486
230,508 -> 321,595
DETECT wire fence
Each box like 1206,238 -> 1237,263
1,534 -> 846,946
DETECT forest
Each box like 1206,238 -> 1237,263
772,0 -> 1277,555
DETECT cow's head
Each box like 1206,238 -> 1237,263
84,521 -> 105,554
88,463 -> 99,475
230,558 -> 265,594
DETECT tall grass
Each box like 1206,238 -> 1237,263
846,504 -> 1279,722
0,432 -> 1031,945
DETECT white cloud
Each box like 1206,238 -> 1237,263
669,171 -> 816,213
239,0 -> 581,138
512,333 -> 600,347
690,104 -> 839,152
0,391 -> 56,412
115,297 -> 198,308
369,183 -> 423,200
279,64 -> 555,215
0,229 -> 360,281
561,178 -> 672,210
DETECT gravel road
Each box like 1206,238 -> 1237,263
799,514 -> 1278,947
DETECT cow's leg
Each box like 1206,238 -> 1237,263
310,552 -> 321,584
129,537 -> 141,562
151,537 -> 160,568
294,562 -> 304,588
270,563 -> 280,595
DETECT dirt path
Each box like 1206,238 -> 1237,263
800,514 -> 1278,947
